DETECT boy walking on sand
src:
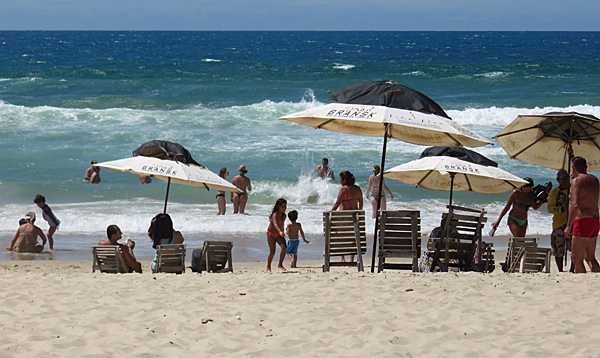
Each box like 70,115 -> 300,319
33,194 -> 60,250
286,210 -> 309,268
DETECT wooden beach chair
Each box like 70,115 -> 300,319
479,242 -> 496,273
323,210 -> 367,272
92,245 -> 130,273
430,205 -> 487,272
198,241 -> 233,273
502,237 -> 539,272
377,210 -> 421,272
155,244 -> 186,274
508,246 -> 551,273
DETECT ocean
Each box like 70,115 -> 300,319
2,31 -> 600,262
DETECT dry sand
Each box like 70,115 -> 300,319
1,252 -> 600,357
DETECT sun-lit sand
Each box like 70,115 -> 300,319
2,243 -> 600,357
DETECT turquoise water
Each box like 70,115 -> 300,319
1,31 -> 600,260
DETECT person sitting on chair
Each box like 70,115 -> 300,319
148,213 -> 184,273
98,225 -> 142,273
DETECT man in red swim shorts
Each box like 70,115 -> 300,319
566,156 -> 600,273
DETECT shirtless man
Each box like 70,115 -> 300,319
565,156 -> 600,273
231,165 -> 252,214
98,225 -> 142,273
84,160 -> 97,181
6,213 -> 46,253
305,158 -> 335,179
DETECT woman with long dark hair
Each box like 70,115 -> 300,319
148,213 -> 184,273
216,167 -> 229,215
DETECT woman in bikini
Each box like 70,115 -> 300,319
332,171 -> 364,262
7,212 -> 47,253
216,167 -> 229,215
266,198 -> 287,272
366,165 -> 394,219
491,177 -> 543,237
232,165 -> 252,214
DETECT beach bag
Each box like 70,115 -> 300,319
191,248 -> 203,272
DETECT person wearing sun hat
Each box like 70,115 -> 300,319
232,165 -> 252,214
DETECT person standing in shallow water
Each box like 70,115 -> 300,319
366,165 -> 393,219
232,165 -> 251,214
305,158 -> 335,179
216,167 -> 229,215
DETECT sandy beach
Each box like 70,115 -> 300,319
2,247 -> 600,357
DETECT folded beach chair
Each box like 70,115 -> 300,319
508,246 -> 551,273
195,241 -> 233,273
155,244 -> 186,274
502,237 -> 539,272
377,210 -> 421,272
478,242 -> 496,273
430,205 -> 487,272
323,210 -> 367,272
92,245 -> 130,273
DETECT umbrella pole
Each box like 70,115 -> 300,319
448,173 -> 455,206
371,124 -> 389,273
164,177 -> 171,214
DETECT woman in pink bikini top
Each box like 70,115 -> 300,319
332,171 -> 363,211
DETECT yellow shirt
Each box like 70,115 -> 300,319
547,187 -> 568,229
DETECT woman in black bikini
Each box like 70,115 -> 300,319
266,198 -> 287,272
332,171 -> 363,262
366,165 -> 393,219
491,177 -> 543,237
232,165 -> 252,214
216,167 -> 229,215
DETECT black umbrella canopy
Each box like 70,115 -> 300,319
420,146 -> 498,167
327,80 -> 450,119
133,140 -> 202,167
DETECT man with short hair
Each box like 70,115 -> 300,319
98,225 -> 142,273
566,156 -> 600,273
305,158 -> 335,179
547,169 -> 569,272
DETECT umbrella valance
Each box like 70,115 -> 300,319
420,146 -> 498,167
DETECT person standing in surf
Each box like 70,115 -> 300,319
366,165 -> 393,219
216,167 -> 229,215
232,165 -> 251,214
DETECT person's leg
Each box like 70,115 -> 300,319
232,194 -> 240,214
47,226 -> 57,249
551,232 -> 564,272
584,236 -> 600,272
292,254 -> 298,268
370,195 -> 377,219
267,235 -> 276,272
217,196 -> 226,215
380,195 -> 387,211
239,195 -> 248,214
572,236 -> 588,273
32,244 -> 44,253
508,218 -> 526,237
276,236 -> 287,271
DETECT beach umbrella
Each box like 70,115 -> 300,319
327,80 -> 450,119
494,112 -> 600,171
280,103 -> 492,272
95,152 -> 240,214
384,154 -> 528,206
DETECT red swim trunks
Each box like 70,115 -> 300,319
572,217 -> 600,238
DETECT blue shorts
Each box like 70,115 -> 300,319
286,239 -> 300,255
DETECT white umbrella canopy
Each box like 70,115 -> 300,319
95,156 -> 240,213
280,103 -> 492,147
494,112 -> 600,171
384,156 -> 528,205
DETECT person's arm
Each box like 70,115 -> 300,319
35,226 -> 47,247
6,229 -> 19,251
270,213 -> 285,237
90,171 -> 99,184
366,176 -> 373,198
382,178 -> 393,200
300,224 -> 308,243
247,179 -> 251,192
531,198 -> 543,210
329,170 -> 335,180
358,187 -> 364,210
119,244 -> 142,273
331,188 -> 344,211
492,191 -> 516,229
174,231 -> 184,244
566,178 -> 580,236
286,224 -> 291,238
304,166 -> 318,176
